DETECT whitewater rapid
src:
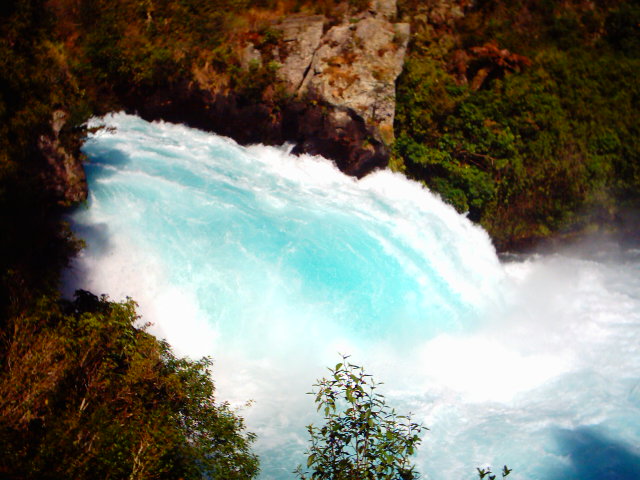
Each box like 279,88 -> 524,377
65,113 -> 640,479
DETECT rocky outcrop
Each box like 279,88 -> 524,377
37,110 -> 88,206
297,9 -> 409,145
273,15 -> 325,92
272,0 -> 410,175
129,0 -> 409,178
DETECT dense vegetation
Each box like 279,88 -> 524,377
1,0 -> 639,476
0,0 -> 374,477
0,291 -> 258,479
0,0 -> 83,323
394,0 -> 640,249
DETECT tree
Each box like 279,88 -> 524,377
296,355 -> 423,480
0,290 -> 259,479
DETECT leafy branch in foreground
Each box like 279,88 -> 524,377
478,465 -> 512,480
295,355 -> 424,480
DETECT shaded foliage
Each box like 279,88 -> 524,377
0,0 -> 87,321
395,0 -> 640,249
0,290 -> 259,479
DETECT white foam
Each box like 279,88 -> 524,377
68,113 -> 640,479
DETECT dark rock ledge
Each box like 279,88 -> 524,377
40,1 -> 409,206
38,109 -> 88,206
125,0 -> 409,178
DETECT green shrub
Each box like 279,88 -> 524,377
606,3 -> 640,57
296,356 -> 423,480
395,1 -> 640,248
0,291 -> 259,479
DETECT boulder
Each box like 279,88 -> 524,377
37,110 -> 87,206
270,0 -> 409,174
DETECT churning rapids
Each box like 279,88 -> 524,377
64,113 -> 640,479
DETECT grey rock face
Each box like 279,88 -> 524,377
271,1 -> 409,147
274,15 -> 325,92
300,16 -> 409,144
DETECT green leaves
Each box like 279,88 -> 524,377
477,465 -> 511,480
394,1 -> 640,250
0,291 -> 259,479
296,355 -> 423,480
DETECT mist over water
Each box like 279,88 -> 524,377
65,113 -> 640,479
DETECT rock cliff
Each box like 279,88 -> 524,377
274,0 -> 409,175
129,0 -> 409,178
37,110 -> 88,206
296,6 -> 409,145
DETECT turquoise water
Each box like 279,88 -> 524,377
66,113 -> 640,479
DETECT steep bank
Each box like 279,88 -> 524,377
35,0 -> 640,250
122,0 -> 409,177
2,0 -> 640,291
394,0 -> 640,250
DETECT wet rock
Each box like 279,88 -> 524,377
37,110 -> 87,206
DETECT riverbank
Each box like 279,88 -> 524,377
3,1 -> 639,255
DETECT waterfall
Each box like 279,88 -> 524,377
64,113 -> 640,479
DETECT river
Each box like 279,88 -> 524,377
64,113 -> 640,479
